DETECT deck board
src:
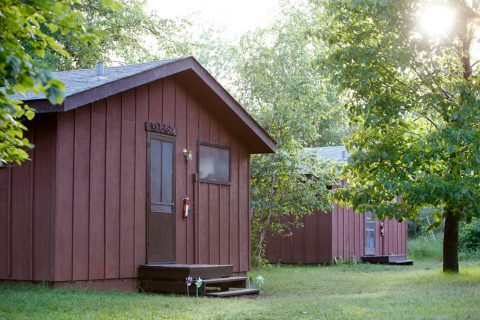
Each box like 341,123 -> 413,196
138,264 -> 233,281
204,288 -> 259,298
138,264 -> 257,297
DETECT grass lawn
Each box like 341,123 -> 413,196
1,260 -> 479,320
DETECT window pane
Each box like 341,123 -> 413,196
150,137 -> 174,214
216,148 -> 229,181
199,148 -> 215,180
150,139 -> 162,204
161,141 -> 173,205
199,145 -> 230,183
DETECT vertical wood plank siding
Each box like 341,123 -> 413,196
186,94 -> 198,264
134,85 -> 148,270
265,204 -> 407,264
120,90 -> 136,278
1,75 -> 254,283
72,106 -> 91,280
0,114 -> 57,281
175,83 -> 187,263
89,100 -> 106,279
104,94 -> 121,279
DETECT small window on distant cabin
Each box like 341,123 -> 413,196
198,143 -> 230,184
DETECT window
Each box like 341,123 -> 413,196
198,143 -> 230,184
149,135 -> 174,214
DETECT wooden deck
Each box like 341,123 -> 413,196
361,255 -> 413,265
138,264 -> 259,297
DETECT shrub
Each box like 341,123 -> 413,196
459,219 -> 480,253
408,235 -> 443,261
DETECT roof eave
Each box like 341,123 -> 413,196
21,56 -> 277,154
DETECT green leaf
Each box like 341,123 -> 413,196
25,109 -> 35,121
101,0 -> 123,11
46,85 -> 65,105
46,23 -> 59,33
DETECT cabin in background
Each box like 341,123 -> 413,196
265,146 -> 409,265
0,57 -> 276,293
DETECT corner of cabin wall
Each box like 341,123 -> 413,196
0,167 -> 11,280
0,114 -> 58,282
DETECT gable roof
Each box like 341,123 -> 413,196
16,57 -> 276,153
305,146 -> 349,162
13,59 -> 179,101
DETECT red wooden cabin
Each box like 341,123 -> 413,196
265,205 -> 408,264
0,57 -> 275,293
265,146 -> 409,265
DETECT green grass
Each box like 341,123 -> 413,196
1,261 -> 479,320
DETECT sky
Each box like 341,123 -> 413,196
146,0 -> 281,39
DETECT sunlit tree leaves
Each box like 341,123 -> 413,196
0,0 -> 102,165
315,0 -> 480,272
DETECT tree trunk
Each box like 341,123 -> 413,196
443,210 -> 459,273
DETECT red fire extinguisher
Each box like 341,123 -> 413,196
182,195 -> 190,219
380,221 -> 385,237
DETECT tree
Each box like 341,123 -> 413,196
32,0 -> 188,71
234,2 -> 344,262
316,0 -> 480,272
0,0 -> 100,166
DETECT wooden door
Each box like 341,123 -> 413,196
147,133 -> 175,263
364,212 -> 376,256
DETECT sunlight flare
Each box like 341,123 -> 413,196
418,3 -> 456,38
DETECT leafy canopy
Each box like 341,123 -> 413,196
235,2 -> 344,261
0,0 -> 100,165
33,0 -> 190,71
316,0 -> 480,223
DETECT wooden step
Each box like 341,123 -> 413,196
361,255 -> 408,264
139,277 -> 250,295
138,264 -> 238,294
387,255 -> 407,262
202,276 -> 247,293
203,276 -> 247,285
204,288 -> 260,298
389,260 -> 414,266
138,264 -> 233,280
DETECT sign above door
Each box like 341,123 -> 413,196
145,121 -> 177,136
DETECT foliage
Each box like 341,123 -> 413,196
459,218 -> 480,253
255,275 -> 265,289
233,1 -> 344,261
32,0 -> 189,71
0,0 -> 102,166
2,263 -> 480,319
251,149 -> 340,259
171,22 -> 243,95
237,2 -> 348,146
315,0 -> 480,272
408,206 -> 443,238
410,232 -> 480,260
408,234 -> 443,261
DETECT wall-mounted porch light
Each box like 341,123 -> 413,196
183,148 -> 193,161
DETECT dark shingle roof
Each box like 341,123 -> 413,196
305,146 -> 349,162
8,56 -> 276,153
11,59 -> 179,101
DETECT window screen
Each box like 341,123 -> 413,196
199,144 -> 230,183
150,137 -> 174,213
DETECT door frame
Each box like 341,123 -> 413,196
146,132 -> 176,263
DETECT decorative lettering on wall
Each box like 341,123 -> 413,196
145,122 -> 178,136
